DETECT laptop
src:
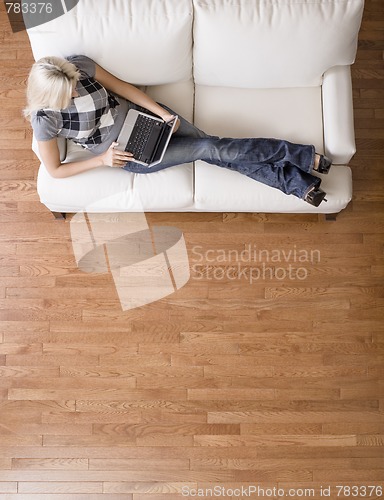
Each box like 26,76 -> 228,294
116,109 -> 178,167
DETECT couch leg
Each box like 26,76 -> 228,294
324,213 -> 338,221
52,211 -> 67,220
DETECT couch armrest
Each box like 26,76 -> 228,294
322,65 -> 356,165
32,134 -> 67,163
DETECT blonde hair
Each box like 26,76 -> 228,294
23,56 -> 80,120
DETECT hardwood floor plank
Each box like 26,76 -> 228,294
313,469 -> 384,481
208,410 -> 384,424
8,388 -> 188,401
104,482 -> 192,494
88,458 -> 189,471
17,482 -> 103,494
12,458 -> 88,470
0,483 -> 17,494
193,435 -> 358,447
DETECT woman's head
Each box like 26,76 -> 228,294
24,56 -> 80,119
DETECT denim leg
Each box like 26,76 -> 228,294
123,105 -> 320,199
199,137 -> 319,199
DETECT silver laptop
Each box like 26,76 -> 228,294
116,109 -> 178,168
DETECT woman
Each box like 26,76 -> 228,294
24,55 -> 332,206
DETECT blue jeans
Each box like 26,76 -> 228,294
123,103 -> 320,199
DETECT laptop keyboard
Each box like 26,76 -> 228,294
126,114 -> 160,160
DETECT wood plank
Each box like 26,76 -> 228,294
12,458 -> 88,470
17,482 -> 103,494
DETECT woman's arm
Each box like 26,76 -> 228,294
38,138 -> 133,179
94,64 -> 180,131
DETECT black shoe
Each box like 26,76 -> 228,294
304,187 -> 328,207
314,154 -> 332,174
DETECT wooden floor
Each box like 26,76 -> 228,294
0,2 -> 383,499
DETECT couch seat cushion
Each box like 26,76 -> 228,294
194,161 -> 352,213
37,140 -> 194,213
194,85 -> 352,212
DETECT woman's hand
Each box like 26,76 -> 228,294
101,142 -> 134,167
161,113 -> 180,133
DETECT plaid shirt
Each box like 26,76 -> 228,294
32,55 -> 127,153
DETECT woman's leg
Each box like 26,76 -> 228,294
167,135 -> 320,199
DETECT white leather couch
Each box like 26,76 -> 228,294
26,0 -> 364,216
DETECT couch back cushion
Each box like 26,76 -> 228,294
193,0 -> 364,88
26,0 -> 193,85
